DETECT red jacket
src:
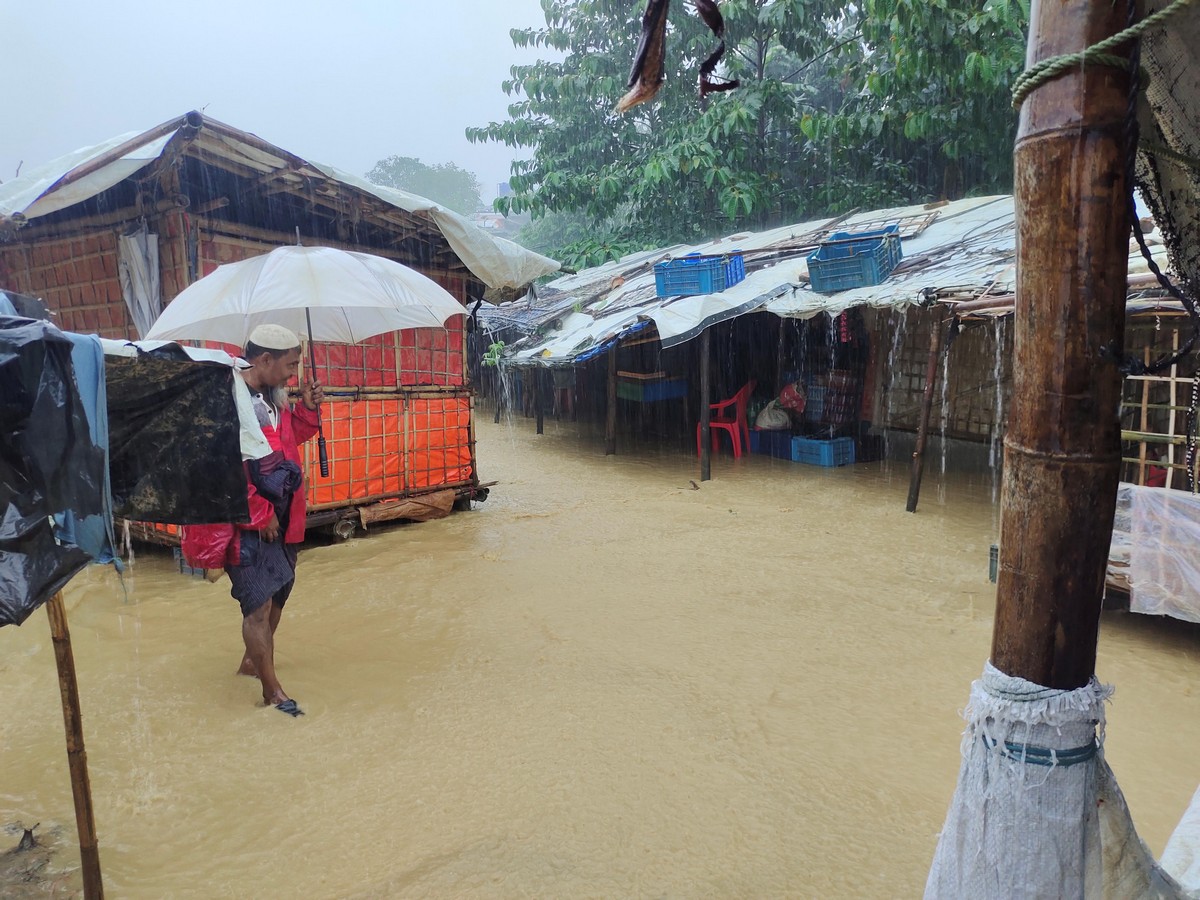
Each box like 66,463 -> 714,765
182,401 -> 319,567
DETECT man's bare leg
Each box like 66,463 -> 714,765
241,601 -> 288,706
236,600 -> 284,677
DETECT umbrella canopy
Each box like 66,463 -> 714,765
145,245 -> 466,346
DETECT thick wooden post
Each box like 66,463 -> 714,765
700,328 -> 712,482
535,368 -> 545,435
46,592 -> 104,899
991,0 -> 1133,689
906,315 -> 945,512
605,348 -> 617,455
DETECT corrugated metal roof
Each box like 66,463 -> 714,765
495,194 -> 1176,367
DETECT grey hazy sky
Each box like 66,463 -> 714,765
0,0 -> 554,201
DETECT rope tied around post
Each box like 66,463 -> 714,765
1013,0 -> 1200,377
1010,0 -> 1197,109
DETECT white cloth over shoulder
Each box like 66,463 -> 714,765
926,661 -> 1200,899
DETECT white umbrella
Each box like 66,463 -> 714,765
145,244 -> 466,345
145,245 -> 467,477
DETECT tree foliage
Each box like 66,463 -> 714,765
470,0 -> 1029,265
365,156 -> 484,215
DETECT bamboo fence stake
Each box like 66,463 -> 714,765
1138,345 -> 1151,483
906,314 -> 945,512
991,0 -> 1132,689
1167,329 -> 1179,489
605,348 -> 617,456
535,369 -> 545,435
700,328 -> 712,483
45,591 -> 104,899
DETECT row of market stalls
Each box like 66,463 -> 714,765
481,194 -> 1200,624
0,111 -> 560,536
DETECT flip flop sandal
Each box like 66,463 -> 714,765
275,699 -> 304,717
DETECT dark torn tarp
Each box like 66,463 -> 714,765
1,317 -> 104,626
105,344 -> 249,525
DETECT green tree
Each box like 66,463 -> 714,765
470,0 -> 852,261
805,0 -> 1029,200
470,0 -> 1028,263
365,156 -> 484,215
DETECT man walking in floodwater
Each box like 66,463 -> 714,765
189,324 -> 323,716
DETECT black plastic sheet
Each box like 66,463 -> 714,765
1,317 -> 105,626
105,345 -> 249,525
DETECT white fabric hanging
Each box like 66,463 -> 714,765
117,225 -> 161,338
926,661 -> 1200,899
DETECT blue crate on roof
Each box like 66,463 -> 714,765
654,252 -> 745,298
807,225 -> 902,293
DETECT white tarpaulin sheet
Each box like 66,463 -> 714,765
1111,483 -> 1200,623
0,132 -> 174,222
312,162 -> 560,292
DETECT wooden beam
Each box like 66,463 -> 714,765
990,0 -> 1133,689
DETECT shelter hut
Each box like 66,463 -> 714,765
0,111 -> 559,539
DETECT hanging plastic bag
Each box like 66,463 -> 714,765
779,381 -> 807,415
755,400 -> 791,431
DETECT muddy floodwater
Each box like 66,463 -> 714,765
3,418 -> 1199,897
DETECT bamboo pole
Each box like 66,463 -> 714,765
1138,345 -> 1151,483
1167,329 -> 1179,489
906,315 -> 945,512
605,348 -> 617,456
45,591 -> 104,899
535,369 -> 545,435
700,328 -> 712,482
990,0 -> 1133,689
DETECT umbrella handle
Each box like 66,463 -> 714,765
305,307 -> 330,478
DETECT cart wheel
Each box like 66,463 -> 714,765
333,518 -> 357,541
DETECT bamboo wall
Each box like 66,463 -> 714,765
869,307 -> 1013,444
0,233 -> 133,338
1120,319 -> 1199,489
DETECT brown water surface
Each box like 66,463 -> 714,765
3,418 -> 1198,897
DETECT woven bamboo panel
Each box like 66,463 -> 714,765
306,394 -> 472,509
0,233 -> 134,339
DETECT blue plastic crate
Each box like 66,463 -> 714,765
654,252 -> 745,298
790,436 -> 855,467
749,428 -> 794,458
807,225 -> 902,293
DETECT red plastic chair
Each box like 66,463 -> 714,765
696,380 -> 756,458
